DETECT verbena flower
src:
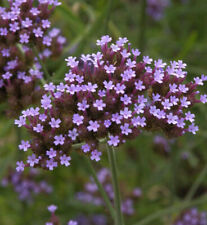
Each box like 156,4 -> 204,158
0,0 -> 65,117
46,204 -> 78,225
173,208 -> 207,225
76,168 -> 141,216
15,35 -> 207,171
1,168 -> 52,203
147,0 -> 170,21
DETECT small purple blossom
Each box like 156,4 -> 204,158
54,135 -> 65,145
19,140 -> 30,151
16,161 -> 25,172
87,121 -> 100,132
60,155 -> 71,166
91,150 -> 102,161
49,118 -> 61,128
46,159 -> 58,170
46,148 -> 57,159
108,135 -> 120,147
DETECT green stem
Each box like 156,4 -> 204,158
32,46 -> 50,81
133,194 -> 207,225
15,126 -> 22,160
106,144 -> 125,225
138,0 -> 147,53
185,165 -> 207,201
83,156 -> 115,219
16,126 -> 21,146
104,0 -> 113,33
72,138 -> 106,150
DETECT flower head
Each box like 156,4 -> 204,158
16,36 -> 206,170
0,0 -> 65,118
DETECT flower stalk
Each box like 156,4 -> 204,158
138,0 -> 147,53
83,156 -> 115,219
32,46 -> 51,81
106,143 -> 125,225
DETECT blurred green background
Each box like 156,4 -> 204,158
1,0 -> 207,224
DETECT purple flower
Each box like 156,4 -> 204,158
65,56 -> 78,68
48,205 -> 57,213
120,107 -> 132,119
41,95 -> 52,109
16,35 -> 207,170
103,80 -> 114,90
90,150 -> 102,161
180,97 -> 191,108
87,121 -> 100,132
93,100 -> 106,111
49,118 -> 61,128
120,95 -> 132,105
20,33 -> 29,44
108,135 -> 120,147
44,83 -> 56,92
46,159 -> 58,170
132,116 -> 146,127
81,144 -> 91,153
46,148 -> 57,159
30,7 -> 40,16
19,140 -> 30,151
104,120 -> 111,128
167,113 -> 178,125
16,161 -> 25,172
135,80 -> 145,91
96,35 -> 112,46
2,72 -> 12,80
68,221 -> 78,225
73,114 -> 84,126
104,65 -> 116,74
33,124 -> 44,133
173,208 -> 207,225
120,123 -> 132,135
33,27 -> 43,38
27,154 -> 39,167
54,135 -> 65,145
42,19 -> 51,29
60,155 -> 71,166
22,17 -> 33,28
188,123 -> 199,134
15,116 -> 26,127
147,0 -> 170,21
200,94 -> 207,103
68,128 -> 78,141
185,112 -> 195,123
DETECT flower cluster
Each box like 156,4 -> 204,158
76,168 -> 142,216
46,204 -> 77,225
1,168 -> 52,203
173,208 -> 207,225
0,0 -> 65,117
147,0 -> 170,21
15,35 -> 207,171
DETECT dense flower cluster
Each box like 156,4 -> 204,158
0,0 -> 65,117
1,168 -> 52,203
76,168 -> 142,215
173,208 -> 207,225
147,0 -> 170,20
46,204 -> 77,225
15,35 -> 207,171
